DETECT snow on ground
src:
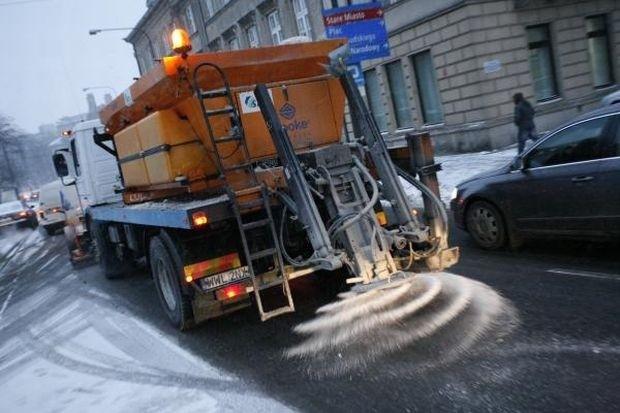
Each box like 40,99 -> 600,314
403,145 -> 518,207
0,232 -> 294,413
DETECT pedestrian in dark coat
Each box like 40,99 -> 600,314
513,92 -> 537,154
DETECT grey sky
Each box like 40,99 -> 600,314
0,0 -> 146,133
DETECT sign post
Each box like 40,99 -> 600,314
322,2 -> 390,65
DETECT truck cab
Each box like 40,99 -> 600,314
52,119 -> 121,263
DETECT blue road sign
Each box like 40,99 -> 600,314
323,2 -> 390,64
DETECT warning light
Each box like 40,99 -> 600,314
171,29 -> 192,56
192,211 -> 208,227
185,275 -> 194,283
62,130 -> 73,137
215,283 -> 245,301
375,211 -> 387,226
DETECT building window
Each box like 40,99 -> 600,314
322,0 -> 367,8
192,33 -> 203,52
159,34 -> 169,57
364,69 -> 388,132
246,25 -> 259,48
204,0 -> 215,17
385,61 -> 413,128
292,0 -> 312,38
411,51 -> 443,125
185,5 -> 197,34
586,15 -> 614,88
267,10 -> 283,45
526,24 -> 559,101
228,36 -> 240,50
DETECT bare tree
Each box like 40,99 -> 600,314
0,114 -> 19,191
0,114 -> 56,194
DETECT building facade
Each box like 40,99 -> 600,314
128,0 -> 620,153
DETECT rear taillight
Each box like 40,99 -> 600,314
215,283 -> 246,301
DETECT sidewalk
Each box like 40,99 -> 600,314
402,144 -> 518,206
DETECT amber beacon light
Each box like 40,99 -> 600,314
171,29 -> 192,56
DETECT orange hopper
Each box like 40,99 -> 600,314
99,39 -> 348,200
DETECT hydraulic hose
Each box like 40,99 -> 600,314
280,206 -> 314,267
329,155 -> 379,237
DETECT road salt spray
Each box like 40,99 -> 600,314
285,273 -> 518,377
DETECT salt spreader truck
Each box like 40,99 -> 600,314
53,32 -> 458,329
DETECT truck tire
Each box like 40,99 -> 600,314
149,235 -> 194,330
29,217 -> 38,229
91,220 -> 130,279
465,200 -> 506,250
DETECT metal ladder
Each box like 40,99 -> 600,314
192,63 -> 294,321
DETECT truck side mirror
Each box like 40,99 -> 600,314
52,153 -> 69,177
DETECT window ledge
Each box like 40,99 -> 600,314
536,97 -> 563,106
594,84 -> 617,91
421,123 -> 445,130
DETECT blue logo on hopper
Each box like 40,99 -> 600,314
279,103 -> 296,120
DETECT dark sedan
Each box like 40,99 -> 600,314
451,105 -> 620,249
0,200 -> 38,230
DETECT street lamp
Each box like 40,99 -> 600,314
89,27 -> 157,72
82,86 -> 118,95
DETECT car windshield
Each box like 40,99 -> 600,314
0,201 -> 24,214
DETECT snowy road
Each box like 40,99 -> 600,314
0,228 -> 294,413
1,145 -> 619,412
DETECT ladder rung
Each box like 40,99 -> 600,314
200,88 -> 228,99
238,198 -> 264,210
224,163 -> 252,172
235,186 -> 262,197
214,135 -> 241,144
242,218 -> 271,231
261,306 -> 295,321
224,162 -> 252,172
258,278 -> 287,291
250,248 -> 276,260
206,106 -> 234,116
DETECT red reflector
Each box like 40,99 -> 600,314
215,283 -> 246,301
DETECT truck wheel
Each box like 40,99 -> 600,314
465,200 -> 506,250
91,220 -> 130,279
149,235 -> 194,330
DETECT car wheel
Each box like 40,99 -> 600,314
465,200 -> 506,250
149,235 -> 194,330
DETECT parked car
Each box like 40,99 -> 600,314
37,180 -> 74,236
452,105 -> 620,249
0,200 -> 38,230
601,89 -> 620,106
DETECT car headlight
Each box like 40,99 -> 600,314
450,187 -> 458,201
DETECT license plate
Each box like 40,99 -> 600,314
198,266 -> 250,291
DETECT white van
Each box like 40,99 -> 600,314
37,180 -> 74,235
